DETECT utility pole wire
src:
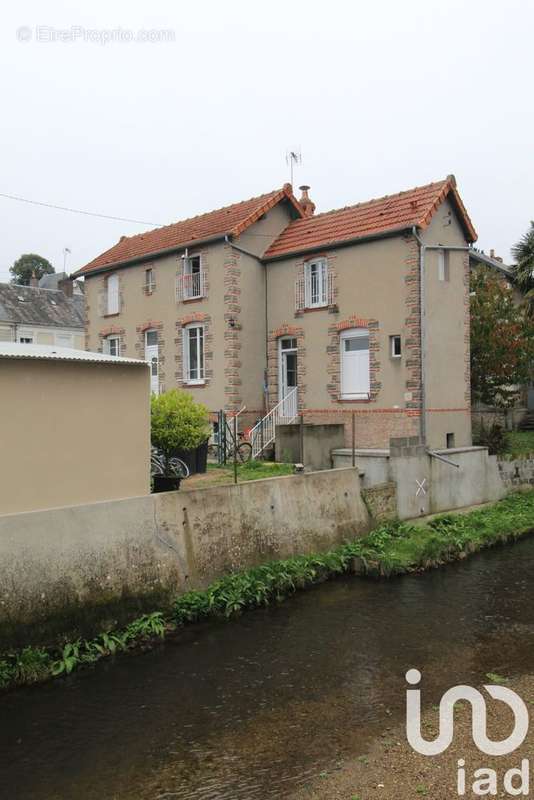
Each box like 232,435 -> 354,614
0,192 -> 164,227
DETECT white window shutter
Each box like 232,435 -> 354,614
320,261 -> 328,305
304,263 -> 310,308
183,328 -> 189,381
107,274 -> 119,314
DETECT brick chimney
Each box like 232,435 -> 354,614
29,270 -> 39,288
58,277 -> 74,297
299,185 -> 316,218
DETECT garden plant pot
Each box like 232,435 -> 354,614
153,475 -> 181,493
195,439 -> 209,474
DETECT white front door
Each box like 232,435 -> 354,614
145,330 -> 159,394
279,337 -> 298,417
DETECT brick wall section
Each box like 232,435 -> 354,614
403,234 -> 422,410
174,312 -> 213,389
326,315 -> 380,402
223,244 -> 242,412
303,408 -> 420,448
267,323 -> 305,411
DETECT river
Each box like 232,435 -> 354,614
1,535 -> 534,799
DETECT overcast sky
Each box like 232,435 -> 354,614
1,0 -> 532,281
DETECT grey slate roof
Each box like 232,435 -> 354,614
468,249 -> 514,278
39,271 -> 84,294
0,283 -> 84,329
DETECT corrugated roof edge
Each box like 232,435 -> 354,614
0,343 -> 148,366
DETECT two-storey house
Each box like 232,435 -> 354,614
74,175 -> 477,451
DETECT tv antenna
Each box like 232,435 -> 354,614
285,148 -> 302,186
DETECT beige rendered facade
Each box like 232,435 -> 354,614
0,347 -> 150,514
77,177 -> 475,449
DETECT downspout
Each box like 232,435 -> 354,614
412,227 -> 427,442
411,228 -> 472,444
224,235 -> 269,414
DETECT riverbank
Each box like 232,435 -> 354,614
1,491 -> 534,692
293,673 -> 534,799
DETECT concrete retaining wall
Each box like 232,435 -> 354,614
0,468 -> 370,648
333,440 -> 506,519
275,423 -> 346,470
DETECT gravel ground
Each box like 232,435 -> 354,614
293,675 -> 534,799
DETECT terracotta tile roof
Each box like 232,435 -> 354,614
264,176 -> 477,260
74,184 -> 302,276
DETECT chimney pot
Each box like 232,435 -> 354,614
298,185 -> 316,218
58,277 -> 74,297
490,248 -> 495,258
29,270 -> 39,288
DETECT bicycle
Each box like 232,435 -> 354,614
150,447 -> 190,479
207,431 -> 252,464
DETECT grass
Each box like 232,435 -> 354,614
183,460 -> 294,489
1,492 -> 534,692
508,431 -> 534,457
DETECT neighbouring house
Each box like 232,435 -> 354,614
0,275 -> 84,348
469,247 -> 532,427
74,175 -> 476,452
0,343 -> 150,514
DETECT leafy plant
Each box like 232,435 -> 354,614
51,641 -> 82,676
473,421 -> 510,455
13,646 -> 51,683
151,390 -> 210,476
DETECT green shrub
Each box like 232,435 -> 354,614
151,389 -> 211,465
473,421 -> 510,455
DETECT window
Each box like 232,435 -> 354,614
145,329 -> 158,348
183,255 -> 202,299
145,268 -> 155,293
19,336 -> 33,344
446,432 -> 455,449
305,258 -> 328,308
390,335 -> 402,358
340,328 -> 370,399
438,250 -> 450,282
183,324 -> 204,383
104,335 -> 120,356
107,273 -> 119,314
55,332 -> 73,348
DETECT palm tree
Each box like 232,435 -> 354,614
512,221 -> 534,316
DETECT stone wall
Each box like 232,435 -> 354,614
497,456 -> 534,489
0,468 -> 370,649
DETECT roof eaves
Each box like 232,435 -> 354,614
262,224 -> 414,262
72,231 -> 228,278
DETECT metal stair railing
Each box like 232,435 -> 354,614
249,387 -> 298,459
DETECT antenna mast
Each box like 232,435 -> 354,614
285,148 -> 302,186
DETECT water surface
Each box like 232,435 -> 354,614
2,536 -> 534,799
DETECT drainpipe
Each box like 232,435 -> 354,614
412,227 -> 427,442
411,227 -> 472,444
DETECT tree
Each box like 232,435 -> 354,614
470,267 -> 534,412
151,390 -> 211,475
10,253 -> 55,286
512,221 -> 534,316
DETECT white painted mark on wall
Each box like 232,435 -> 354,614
415,478 -> 427,497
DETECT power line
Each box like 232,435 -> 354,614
0,192 -> 164,227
